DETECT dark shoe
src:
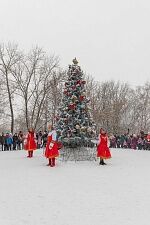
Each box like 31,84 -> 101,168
100,159 -> 104,165
100,162 -> 106,165
99,160 -> 107,165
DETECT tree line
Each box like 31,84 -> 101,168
0,43 -> 150,134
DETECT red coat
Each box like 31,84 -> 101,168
45,131 -> 59,159
24,132 -> 37,151
97,134 -> 111,159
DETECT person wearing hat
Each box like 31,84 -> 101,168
97,128 -> 111,165
45,125 -> 59,167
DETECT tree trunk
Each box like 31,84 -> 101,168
25,96 -> 29,130
6,73 -> 14,134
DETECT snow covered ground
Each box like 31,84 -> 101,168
0,148 -> 150,225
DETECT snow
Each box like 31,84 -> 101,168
0,148 -> 150,225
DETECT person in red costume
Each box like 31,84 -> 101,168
97,128 -> 111,165
45,125 -> 59,167
146,132 -> 150,150
24,128 -> 37,158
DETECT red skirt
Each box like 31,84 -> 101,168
24,139 -> 37,151
97,144 -> 111,159
45,142 -> 59,158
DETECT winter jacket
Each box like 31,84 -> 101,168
0,135 -> 5,144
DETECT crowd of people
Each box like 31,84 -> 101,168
1,130 -> 150,152
0,130 -> 48,151
109,131 -> 150,150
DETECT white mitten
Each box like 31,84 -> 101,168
49,142 -> 54,149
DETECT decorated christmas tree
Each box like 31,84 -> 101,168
56,58 -> 96,148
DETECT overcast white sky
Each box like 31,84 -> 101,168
0,0 -> 150,86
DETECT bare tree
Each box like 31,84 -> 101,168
126,83 -> 150,133
86,77 -> 131,134
41,70 -> 66,129
0,43 -> 22,133
12,46 -> 59,130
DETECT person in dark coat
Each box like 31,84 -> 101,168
120,134 -> 126,148
42,131 -> 48,147
13,133 -> 19,150
37,131 -> 43,149
0,133 -> 5,151
137,136 -> 144,150
116,135 -> 121,148
131,134 -> 138,150
18,131 -> 23,150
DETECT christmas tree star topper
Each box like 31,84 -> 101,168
72,58 -> 78,65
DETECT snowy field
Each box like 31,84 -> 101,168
0,148 -> 150,225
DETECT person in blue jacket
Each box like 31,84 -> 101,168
5,133 -> 13,150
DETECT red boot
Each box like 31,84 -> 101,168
47,158 -> 51,166
52,158 -> 55,167
30,151 -> 33,158
27,151 -> 31,158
